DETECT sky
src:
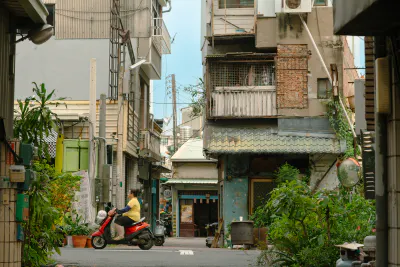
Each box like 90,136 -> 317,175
152,0 -> 202,126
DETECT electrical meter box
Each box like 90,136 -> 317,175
20,143 -> 35,166
9,165 -> 26,183
16,194 -> 29,221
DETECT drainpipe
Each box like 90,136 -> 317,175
374,36 -> 388,267
163,0 -> 172,13
299,15 -> 357,139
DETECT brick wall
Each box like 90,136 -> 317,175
342,37 -> 359,98
276,44 -> 309,109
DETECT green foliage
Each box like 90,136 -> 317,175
326,99 -> 355,159
254,180 -> 375,267
63,213 -> 90,236
23,161 -> 81,266
183,78 -> 205,117
275,163 -> 300,184
14,82 -> 65,158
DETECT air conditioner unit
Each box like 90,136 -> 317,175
279,0 -> 312,13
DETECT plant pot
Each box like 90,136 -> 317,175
72,235 -> 87,248
86,238 -> 93,248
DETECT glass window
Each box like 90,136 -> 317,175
219,0 -> 254,9
317,78 -> 331,99
314,0 -> 327,6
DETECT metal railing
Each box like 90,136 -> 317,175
153,18 -> 171,55
210,86 -> 277,118
139,129 -> 161,162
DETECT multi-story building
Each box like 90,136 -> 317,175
333,1 -> 400,265
201,0 -> 358,233
14,0 -> 172,225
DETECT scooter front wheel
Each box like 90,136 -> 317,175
91,236 -> 107,249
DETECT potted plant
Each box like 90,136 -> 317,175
63,213 -> 90,248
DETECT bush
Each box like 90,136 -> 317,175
255,180 -> 375,267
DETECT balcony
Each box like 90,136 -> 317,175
210,86 -> 277,118
207,56 -> 277,118
153,18 -> 171,55
139,129 -> 161,162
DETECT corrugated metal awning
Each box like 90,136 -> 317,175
204,125 -> 346,155
164,179 -> 218,185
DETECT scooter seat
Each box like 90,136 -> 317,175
130,217 -> 145,226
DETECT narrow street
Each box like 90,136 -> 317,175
53,238 -> 260,267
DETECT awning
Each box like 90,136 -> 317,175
164,179 -> 218,185
204,125 -> 346,155
3,0 -> 49,24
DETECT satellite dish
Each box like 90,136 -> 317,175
337,158 -> 361,188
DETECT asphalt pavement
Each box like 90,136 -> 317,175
52,238 -> 261,267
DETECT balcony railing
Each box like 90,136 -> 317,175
153,18 -> 171,55
210,86 -> 277,118
139,129 -> 161,162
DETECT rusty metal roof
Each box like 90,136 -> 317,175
204,126 -> 345,155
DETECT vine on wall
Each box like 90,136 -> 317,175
326,99 -> 355,160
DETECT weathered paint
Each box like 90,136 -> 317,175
211,87 -> 277,117
223,177 -> 248,232
172,162 -> 218,179
212,0 -> 255,35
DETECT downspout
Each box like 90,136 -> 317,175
374,36 -> 388,267
162,0 -> 172,13
299,15 -> 357,139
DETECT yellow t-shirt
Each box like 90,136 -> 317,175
123,197 -> 141,222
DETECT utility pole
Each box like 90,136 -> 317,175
115,64 -> 124,208
89,58 -> 97,218
99,94 -> 107,209
172,74 -> 177,154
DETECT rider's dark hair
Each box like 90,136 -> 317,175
129,189 -> 140,197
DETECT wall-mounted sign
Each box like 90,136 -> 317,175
163,189 -> 172,198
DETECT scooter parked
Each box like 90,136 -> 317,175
91,209 -> 154,250
154,219 -> 166,246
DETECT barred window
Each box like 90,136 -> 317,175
219,0 -> 254,9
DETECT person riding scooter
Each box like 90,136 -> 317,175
109,188 -> 141,240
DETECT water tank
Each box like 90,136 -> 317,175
180,126 -> 193,143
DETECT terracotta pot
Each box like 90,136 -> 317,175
86,238 -> 93,248
72,235 -> 87,248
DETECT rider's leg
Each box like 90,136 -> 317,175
114,216 -> 135,240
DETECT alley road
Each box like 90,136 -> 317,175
53,246 -> 260,267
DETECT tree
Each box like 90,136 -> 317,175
183,78 -> 206,118
14,82 -> 65,157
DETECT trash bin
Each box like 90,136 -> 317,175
231,221 -> 254,245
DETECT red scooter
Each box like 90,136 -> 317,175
91,211 -> 154,250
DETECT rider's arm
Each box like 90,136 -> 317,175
116,205 -> 131,214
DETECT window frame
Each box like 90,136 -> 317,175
313,0 -> 327,6
317,78 -> 331,99
218,0 -> 255,9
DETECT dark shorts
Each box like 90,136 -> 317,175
115,215 -> 135,226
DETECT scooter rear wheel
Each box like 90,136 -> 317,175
138,238 -> 153,250
91,236 -> 107,249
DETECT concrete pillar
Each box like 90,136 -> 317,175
387,63 -> 400,266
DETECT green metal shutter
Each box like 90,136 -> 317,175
63,140 -> 90,172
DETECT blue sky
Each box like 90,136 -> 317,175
153,0 -> 202,124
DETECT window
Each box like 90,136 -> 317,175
317,78 -> 331,99
219,0 -> 254,9
314,0 -> 327,6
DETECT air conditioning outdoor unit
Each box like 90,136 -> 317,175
279,0 -> 312,13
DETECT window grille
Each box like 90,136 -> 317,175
218,0 -> 254,9
209,61 -> 275,89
